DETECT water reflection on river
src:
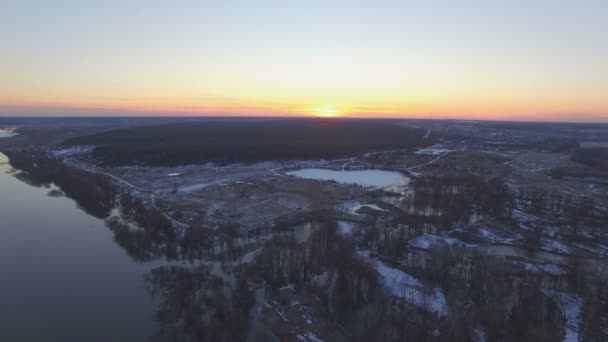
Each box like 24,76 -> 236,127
0,152 -> 157,341
0,151 -> 274,341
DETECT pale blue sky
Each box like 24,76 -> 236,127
1,0 -> 607,120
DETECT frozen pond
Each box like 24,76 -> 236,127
286,168 -> 409,188
0,131 -> 18,138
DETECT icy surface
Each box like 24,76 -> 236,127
0,131 -> 18,138
287,168 -> 409,188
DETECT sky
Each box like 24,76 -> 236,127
1,0 -> 607,121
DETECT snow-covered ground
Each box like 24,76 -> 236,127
358,251 -> 448,317
574,241 -> 608,256
541,238 -> 572,254
51,145 -> 95,157
339,200 -> 390,216
474,227 -> 518,244
408,234 -> 465,249
178,182 -> 210,193
349,204 -> 388,215
511,260 -> 569,276
337,221 -> 354,238
0,131 -> 18,138
415,145 -> 454,155
542,289 -> 583,342
471,327 -> 487,342
510,208 -> 547,230
412,226 -> 517,249
296,330 -> 324,342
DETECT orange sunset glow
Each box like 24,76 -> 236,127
1,1 -> 607,121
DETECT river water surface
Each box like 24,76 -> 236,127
0,152 -> 158,341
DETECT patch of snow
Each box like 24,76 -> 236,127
471,327 -> 487,342
541,264 -> 568,275
178,182 -> 209,193
297,330 -> 324,342
167,173 -> 181,176
542,290 -> 583,342
408,234 -> 463,250
415,144 -> 453,155
574,242 -> 608,256
337,221 -> 354,237
423,129 -> 431,139
337,200 -> 361,213
279,283 -> 295,293
0,131 -> 18,138
544,225 -> 560,238
239,249 -> 259,264
475,227 -> 515,244
541,238 -> 572,254
511,261 -> 569,276
350,204 -> 388,215
358,251 -> 448,317
510,209 -> 537,229
277,308 -> 288,321
52,145 -> 95,157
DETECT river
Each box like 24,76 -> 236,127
0,152 -> 158,341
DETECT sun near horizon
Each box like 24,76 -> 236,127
1,1 -> 607,122
313,105 -> 341,118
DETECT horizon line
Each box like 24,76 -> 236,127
1,114 -> 608,125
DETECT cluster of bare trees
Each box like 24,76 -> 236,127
144,265 -> 254,341
7,150 -> 116,218
399,175 -> 511,229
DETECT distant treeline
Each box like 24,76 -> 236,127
572,147 -> 608,172
6,150 -> 116,218
477,138 -> 579,153
63,119 -> 430,166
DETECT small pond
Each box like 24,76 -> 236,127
0,131 -> 18,138
286,168 -> 409,188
